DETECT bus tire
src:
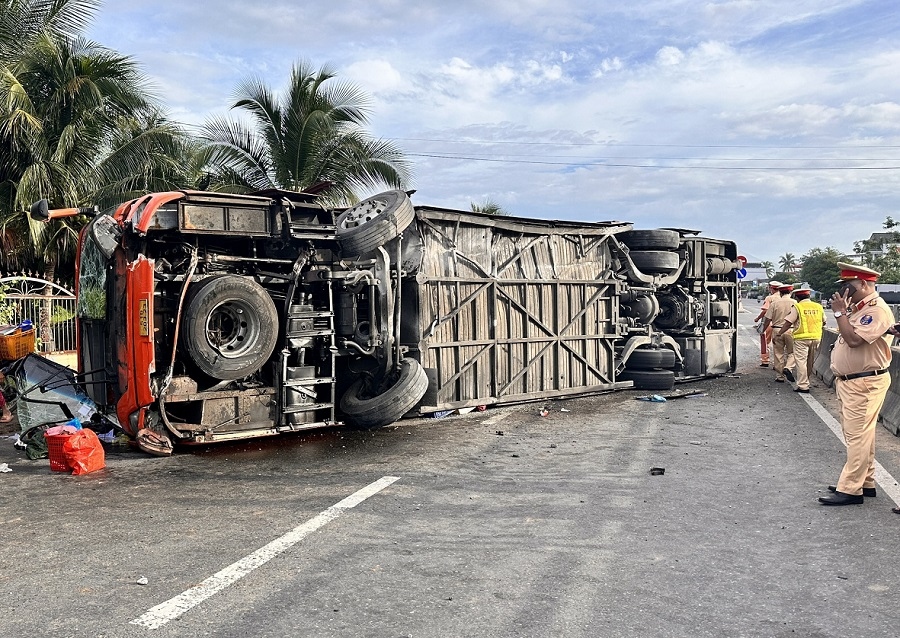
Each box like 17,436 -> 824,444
629,250 -> 680,274
618,229 -> 680,250
181,275 -> 279,380
340,357 -> 429,428
626,348 -> 676,370
336,190 -> 415,256
618,368 -> 676,391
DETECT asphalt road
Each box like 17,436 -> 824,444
2,308 -> 900,637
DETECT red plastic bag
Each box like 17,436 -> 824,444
62,429 -> 106,475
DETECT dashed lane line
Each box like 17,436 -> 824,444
799,393 -> 900,506
130,475 -> 401,630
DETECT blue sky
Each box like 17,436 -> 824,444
85,0 -> 900,264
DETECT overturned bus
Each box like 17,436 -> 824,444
31,189 -> 739,450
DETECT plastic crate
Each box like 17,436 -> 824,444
0,329 -> 35,361
45,433 -> 72,472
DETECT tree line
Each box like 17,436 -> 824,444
753,220 -> 900,300
0,0 -> 412,285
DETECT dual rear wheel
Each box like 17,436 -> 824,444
620,347 -> 677,391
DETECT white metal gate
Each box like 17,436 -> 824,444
0,276 -> 76,355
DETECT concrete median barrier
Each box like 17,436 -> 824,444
811,327 -> 900,437
880,346 -> 900,436
813,329 -> 837,389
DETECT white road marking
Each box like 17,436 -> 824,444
738,319 -> 900,504
799,394 -> 900,505
130,476 -> 401,630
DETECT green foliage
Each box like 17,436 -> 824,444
470,199 -> 509,216
0,3 -> 189,279
0,284 -> 14,325
760,260 -> 775,278
778,253 -> 798,272
800,247 -> 843,298
0,0 -> 101,64
77,286 -> 105,319
50,303 -> 74,324
773,271 -> 799,285
201,60 -> 412,206
853,217 -> 900,284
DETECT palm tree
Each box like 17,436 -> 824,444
201,60 -> 412,205
778,253 -> 796,273
470,199 -> 509,216
761,260 -> 775,278
92,109 -> 202,209
0,33 -> 139,276
0,0 -> 99,63
0,32 -> 186,279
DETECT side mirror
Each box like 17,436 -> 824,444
89,214 -> 122,259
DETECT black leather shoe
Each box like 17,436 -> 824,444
829,485 -> 875,497
784,369 -> 795,382
819,491 -> 864,505
794,388 -> 810,393
760,363 -> 769,367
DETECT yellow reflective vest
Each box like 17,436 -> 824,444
792,299 -> 825,340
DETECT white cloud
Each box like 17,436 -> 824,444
83,0 -> 900,259
594,56 -> 624,78
344,59 -> 407,95
656,46 -> 685,66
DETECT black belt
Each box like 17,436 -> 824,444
837,369 -> 889,381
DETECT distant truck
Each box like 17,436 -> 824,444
32,189 -> 740,451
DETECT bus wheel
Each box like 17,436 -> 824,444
618,368 -> 676,391
625,347 -> 676,370
629,250 -> 680,274
336,190 -> 415,256
340,358 -> 429,428
617,229 -> 681,250
181,275 -> 279,380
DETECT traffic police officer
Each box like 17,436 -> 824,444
778,284 -> 825,393
754,281 -> 782,367
763,283 -> 796,383
819,262 -> 893,505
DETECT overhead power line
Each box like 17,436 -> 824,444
406,152 -> 900,171
170,121 -> 900,169
392,136 -> 900,150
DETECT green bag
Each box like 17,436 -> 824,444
20,424 -> 50,460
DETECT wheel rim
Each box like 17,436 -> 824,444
204,298 -> 260,358
339,193 -> 394,230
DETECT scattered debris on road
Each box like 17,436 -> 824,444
635,390 -> 707,402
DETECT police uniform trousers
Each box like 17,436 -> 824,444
760,324 -> 771,364
792,338 -> 819,391
772,331 -> 795,380
835,373 -> 891,494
